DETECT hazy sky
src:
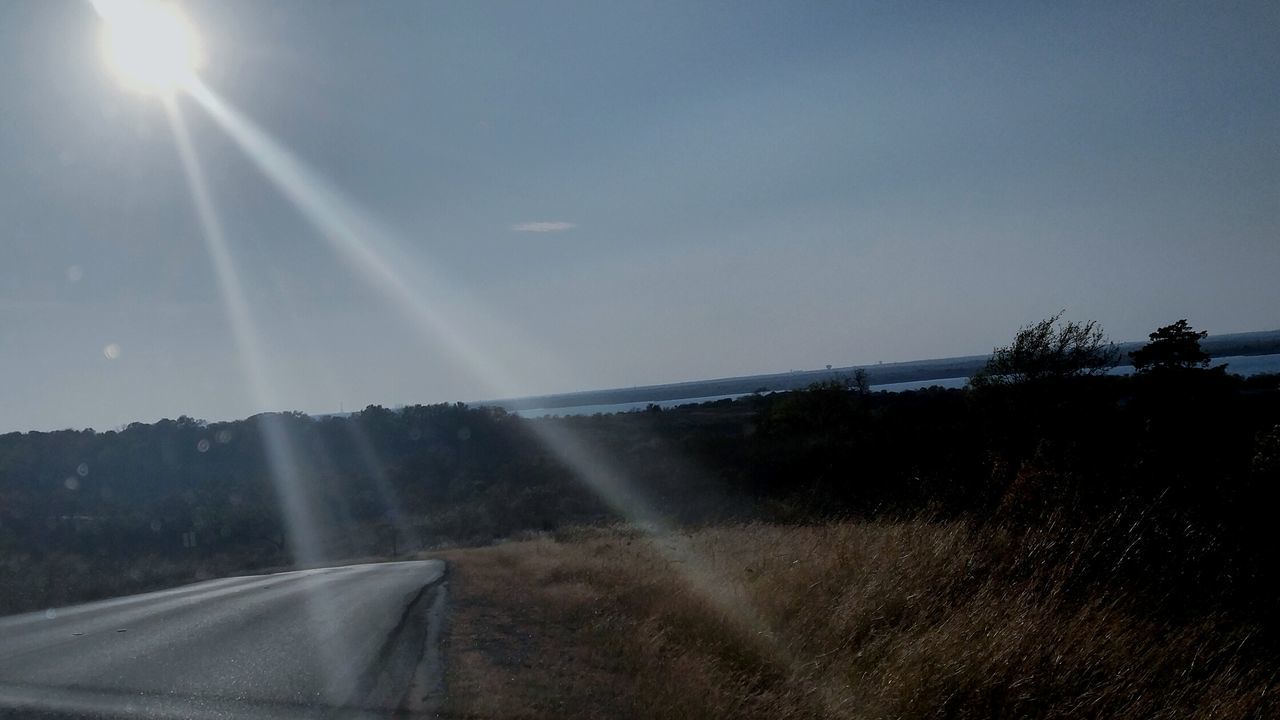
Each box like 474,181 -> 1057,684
1,1 -> 1277,432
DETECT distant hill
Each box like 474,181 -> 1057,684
481,328 -> 1280,412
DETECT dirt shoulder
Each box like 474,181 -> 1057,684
434,534 -> 642,718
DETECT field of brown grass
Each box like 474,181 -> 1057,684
436,521 -> 1277,719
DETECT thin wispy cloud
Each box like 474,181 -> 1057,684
512,221 -> 576,233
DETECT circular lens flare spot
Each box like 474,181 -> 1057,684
103,343 -> 122,360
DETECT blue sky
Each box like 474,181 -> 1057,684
1,1 -> 1277,431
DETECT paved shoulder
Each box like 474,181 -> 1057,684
0,560 -> 446,719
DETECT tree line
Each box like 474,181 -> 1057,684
1,317 -> 1278,630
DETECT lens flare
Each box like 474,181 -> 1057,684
186,79 -> 524,395
93,0 -> 202,95
164,98 -> 359,700
181,79 -> 793,673
164,98 -> 325,568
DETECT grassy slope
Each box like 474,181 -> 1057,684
437,522 -> 1275,719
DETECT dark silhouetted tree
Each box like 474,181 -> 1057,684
1130,319 -> 1211,374
851,368 -> 870,395
970,312 -> 1118,387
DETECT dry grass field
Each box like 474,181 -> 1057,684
436,521 -> 1276,719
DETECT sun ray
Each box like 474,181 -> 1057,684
80,0 -> 810,704
182,79 -> 791,661
165,97 -> 369,701
343,416 -> 416,554
185,79 -> 523,397
164,98 -> 328,569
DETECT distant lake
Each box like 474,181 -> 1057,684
512,353 -> 1280,418
512,393 -> 749,418
1133,353 -> 1280,377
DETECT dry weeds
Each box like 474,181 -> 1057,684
437,522 -> 1276,719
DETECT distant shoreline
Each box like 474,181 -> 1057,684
480,328 -> 1280,413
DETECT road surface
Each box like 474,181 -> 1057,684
0,560 -> 447,719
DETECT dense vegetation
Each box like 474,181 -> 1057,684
2,318 -> 1279,642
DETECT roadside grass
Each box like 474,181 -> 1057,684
437,521 -> 1277,719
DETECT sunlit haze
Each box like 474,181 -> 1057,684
0,1 -> 1277,432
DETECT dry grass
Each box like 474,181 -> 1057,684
436,521 -> 1277,719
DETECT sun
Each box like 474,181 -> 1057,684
93,0 -> 203,95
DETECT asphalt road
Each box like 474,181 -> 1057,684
0,560 -> 447,719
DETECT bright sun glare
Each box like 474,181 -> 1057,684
93,0 -> 202,94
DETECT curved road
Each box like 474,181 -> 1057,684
0,560 -> 446,719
